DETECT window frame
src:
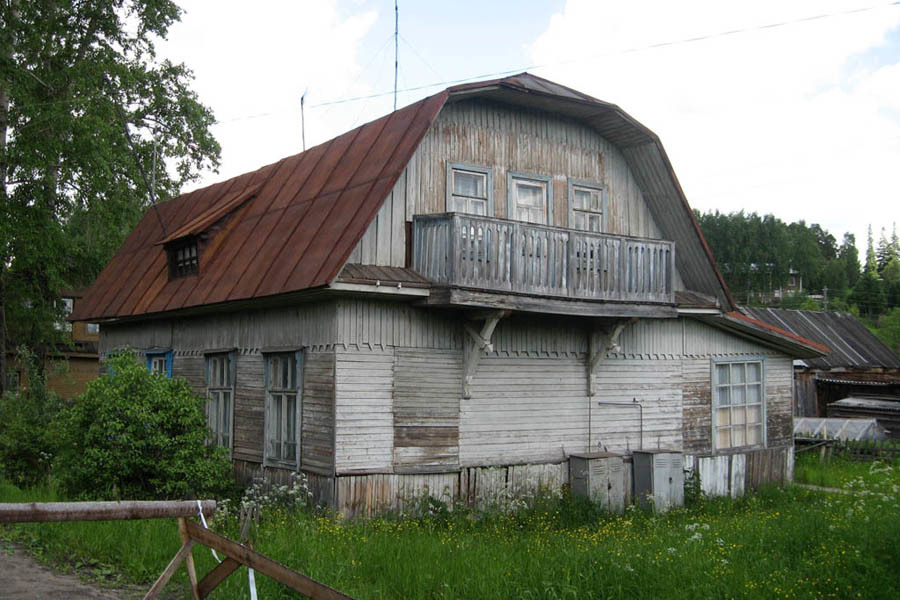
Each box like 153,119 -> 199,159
145,349 -> 173,378
507,171 -> 553,225
446,162 -> 493,216
205,350 -> 236,451
567,178 -> 608,233
166,237 -> 200,279
263,350 -> 304,469
711,357 -> 767,452
86,323 -> 100,335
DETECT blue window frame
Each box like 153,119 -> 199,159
146,349 -> 173,378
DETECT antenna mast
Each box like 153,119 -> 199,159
393,0 -> 398,111
300,90 -> 307,151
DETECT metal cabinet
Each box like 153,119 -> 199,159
633,450 -> 684,511
569,452 -> 625,513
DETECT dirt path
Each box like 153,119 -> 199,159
0,542 -> 141,599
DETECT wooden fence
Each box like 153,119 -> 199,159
795,438 -> 900,461
0,500 -> 352,600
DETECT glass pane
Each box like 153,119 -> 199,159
516,181 -> 545,208
733,406 -> 746,425
717,386 -> 730,406
450,196 -> 467,212
285,442 -> 297,462
733,427 -> 745,447
273,395 -> 283,442
454,171 -> 484,197
747,404 -> 762,424
588,214 -> 601,232
747,425 -> 761,445
717,428 -> 730,449
747,362 -> 762,383
573,213 -> 585,230
591,190 -> 602,211
716,364 -> 730,385
286,395 -> 297,440
732,384 -> 746,406
747,383 -> 762,403
716,408 -> 730,426
732,363 -> 746,384
207,398 -> 217,431
470,199 -> 487,216
574,189 -> 591,210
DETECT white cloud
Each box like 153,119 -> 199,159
160,0 -> 378,189
531,0 -> 900,251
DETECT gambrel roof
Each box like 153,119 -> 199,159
74,73 -> 734,322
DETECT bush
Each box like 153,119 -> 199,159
53,349 -> 234,500
0,349 -> 62,487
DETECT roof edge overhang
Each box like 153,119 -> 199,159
699,311 -> 829,359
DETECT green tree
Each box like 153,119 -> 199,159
54,350 -> 233,499
865,225 -> 878,275
838,233 -> 860,287
874,307 -> 900,357
0,0 -> 220,393
850,271 -> 887,317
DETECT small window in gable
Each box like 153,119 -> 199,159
167,237 -> 199,278
447,162 -> 492,216
507,172 -> 552,225
568,180 -> 607,233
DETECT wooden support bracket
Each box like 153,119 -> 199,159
588,318 -> 637,396
463,310 -> 509,398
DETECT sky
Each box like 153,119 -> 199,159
159,0 -> 900,257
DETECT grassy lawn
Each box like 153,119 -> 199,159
3,454 -> 899,599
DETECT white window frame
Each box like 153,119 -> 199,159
567,179 -> 607,233
712,358 -> 766,452
507,171 -> 553,225
446,162 -> 493,216
205,350 -> 236,450
86,323 -> 100,334
263,350 -> 303,469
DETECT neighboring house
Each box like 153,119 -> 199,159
72,74 -> 826,515
740,307 -> 900,418
6,289 -> 100,398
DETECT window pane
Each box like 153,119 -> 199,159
717,386 -> 731,406
733,427 -> 745,447
286,395 -> 297,440
516,181 -> 545,207
717,428 -> 730,449
716,364 -> 730,385
450,196 -> 467,212
733,406 -> 746,425
454,171 -> 485,197
470,199 -> 487,216
747,425 -> 761,445
747,362 -> 762,382
732,384 -> 746,406
716,408 -> 730,426
747,383 -> 762,403
732,363 -> 746,384
574,189 -> 591,210
747,404 -> 762,424
588,214 -> 601,232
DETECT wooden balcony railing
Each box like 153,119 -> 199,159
413,213 -> 675,304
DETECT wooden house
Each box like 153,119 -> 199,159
740,307 -> 900,418
72,74 -> 827,514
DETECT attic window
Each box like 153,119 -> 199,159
168,237 -> 199,278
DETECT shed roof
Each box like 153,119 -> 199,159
740,307 -> 900,370
72,73 -> 734,322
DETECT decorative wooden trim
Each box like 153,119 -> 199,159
462,310 -> 510,398
588,318 -> 636,396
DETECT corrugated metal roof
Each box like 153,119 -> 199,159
73,73 -> 735,321
741,307 -> 900,370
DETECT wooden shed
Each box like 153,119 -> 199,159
72,74 -> 826,514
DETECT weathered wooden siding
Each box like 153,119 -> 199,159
765,356 -> 794,447
682,359 -> 713,454
394,348 -> 461,473
348,171 -> 408,267
334,350 -> 394,473
592,360 -> 683,454
334,299 -> 462,350
233,351 -> 264,463
302,352 -> 335,476
684,446 -> 793,498
461,355 -> 589,466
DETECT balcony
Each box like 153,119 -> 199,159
412,213 -> 675,312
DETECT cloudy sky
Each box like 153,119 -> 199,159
160,0 -> 900,254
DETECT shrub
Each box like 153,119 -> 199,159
53,349 -> 234,500
0,348 -> 62,487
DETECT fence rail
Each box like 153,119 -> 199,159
413,213 -> 675,304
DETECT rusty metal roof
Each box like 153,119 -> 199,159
741,307 -> 900,370
73,73 -> 735,321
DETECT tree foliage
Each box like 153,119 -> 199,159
54,350 -> 234,500
0,0 -> 220,393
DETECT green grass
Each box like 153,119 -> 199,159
3,461 -> 900,599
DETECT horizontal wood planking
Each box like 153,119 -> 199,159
302,352 -> 336,475
682,358 -> 713,454
335,299 -> 462,350
233,353 -> 264,462
394,348 -> 462,472
334,350 -> 395,473
765,356 -> 793,448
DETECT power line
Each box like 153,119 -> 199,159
306,0 -> 900,109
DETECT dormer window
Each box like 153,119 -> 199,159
167,237 -> 199,278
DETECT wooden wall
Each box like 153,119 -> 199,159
348,97 -> 686,290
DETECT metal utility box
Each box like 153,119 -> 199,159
569,452 -> 625,514
633,450 -> 684,511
